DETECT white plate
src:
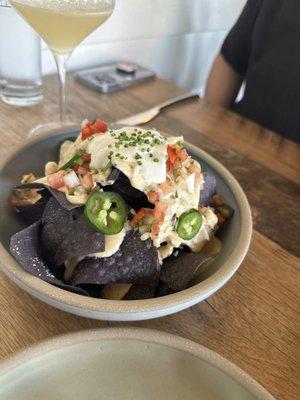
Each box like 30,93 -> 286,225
0,328 -> 275,400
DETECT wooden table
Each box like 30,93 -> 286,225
0,75 -> 299,400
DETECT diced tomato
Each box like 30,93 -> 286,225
173,159 -> 181,170
153,210 -> 165,224
166,159 -> 173,172
47,171 -> 67,189
73,165 -> 89,175
82,163 -> 91,171
153,202 -> 167,224
130,208 -> 149,227
82,153 -> 91,163
157,201 -> 167,213
93,119 -> 108,133
81,126 -> 93,140
177,148 -> 188,161
158,182 -> 173,194
147,190 -> 160,204
167,144 -> 189,172
81,119 -> 108,140
78,166 -> 89,175
167,145 -> 177,164
79,172 -> 94,191
151,224 -> 160,240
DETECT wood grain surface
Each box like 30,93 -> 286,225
0,75 -> 299,400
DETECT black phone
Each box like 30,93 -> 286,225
74,62 -> 156,93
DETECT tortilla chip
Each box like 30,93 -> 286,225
77,284 -> 103,298
40,197 -> 104,270
160,251 -> 213,292
200,171 -> 217,206
105,169 -> 153,211
9,221 -> 88,296
13,197 -> 49,225
71,230 -> 160,286
123,282 -> 158,300
155,282 -> 175,297
16,182 -> 82,211
101,283 -> 132,300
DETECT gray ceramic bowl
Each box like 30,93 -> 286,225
0,130 -> 252,320
0,328 -> 275,400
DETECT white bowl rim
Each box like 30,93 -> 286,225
0,327 -> 275,400
0,129 -> 252,314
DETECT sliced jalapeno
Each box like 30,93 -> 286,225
176,209 -> 202,240
84,191 -> 128,235
59,149 -> 84,171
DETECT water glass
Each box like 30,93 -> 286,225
0,0 -> 43,106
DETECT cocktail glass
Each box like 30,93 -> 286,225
9,0 -> 116,135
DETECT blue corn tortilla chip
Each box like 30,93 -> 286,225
78,284 -> 104,298
107,168 -> 120,183
200,171 -> 217,206
10,221 -> 88,296
155,282 -> 175,297
105,168 -> 153,211
71,230 -> 161,286
13,196 -> 49,225
16,182 -> 82,211
40,197 -> 105,270
123,281 -> 159,300
160,251 -> 213,292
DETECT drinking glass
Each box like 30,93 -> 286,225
0,1 -> 43,106
8,0 -> 116,134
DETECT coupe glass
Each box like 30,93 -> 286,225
8,0 -> 116,135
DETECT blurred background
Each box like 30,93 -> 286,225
42,0 -> 246,94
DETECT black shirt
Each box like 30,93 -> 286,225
221,0 -> 300,142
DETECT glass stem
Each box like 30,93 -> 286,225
53,52 -> 70,125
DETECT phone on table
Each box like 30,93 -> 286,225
74,62 -> 156,94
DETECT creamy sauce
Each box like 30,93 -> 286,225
87,127 -> 182,191
65,191 -> 88,205
157,243 -> 174,262
91,227 -> 126,258
63,228 -> 126,280
64,258 -> 82,281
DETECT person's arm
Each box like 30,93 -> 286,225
204,53 -> 244,108
204,0 -> 263,109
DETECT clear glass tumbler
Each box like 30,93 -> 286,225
0,0 -> 43,106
